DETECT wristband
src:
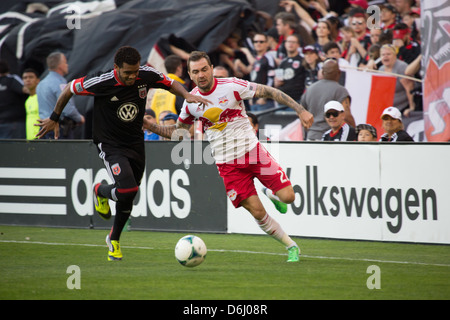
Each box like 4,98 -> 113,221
50,111 -> 60,122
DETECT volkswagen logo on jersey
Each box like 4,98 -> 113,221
117,102 -> 138,122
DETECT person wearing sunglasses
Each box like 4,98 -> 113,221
248,33 -> 276,111
300,58 -> 355,141
321,101 -> 357,141
347,12 -> 371,67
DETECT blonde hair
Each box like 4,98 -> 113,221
380,44 -> 398,54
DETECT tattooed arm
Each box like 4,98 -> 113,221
254,84 -> 314,129
143,118 -> 192,140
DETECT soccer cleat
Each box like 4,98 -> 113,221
270,198 -> 288,214
93,183 -> 111,220
106,234 -> 123,261
262,187 -> 288,214
287,245 -> 300,262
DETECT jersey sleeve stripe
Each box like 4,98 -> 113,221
82,70 -> 114,88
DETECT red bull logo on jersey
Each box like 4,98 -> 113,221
218,95 -> 229,107
227,189 -> 237,201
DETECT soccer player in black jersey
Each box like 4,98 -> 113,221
36,46 -> 210,261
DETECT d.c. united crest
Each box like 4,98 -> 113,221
139,87 -> 147,99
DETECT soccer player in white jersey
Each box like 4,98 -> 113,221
144,51 -> 313,262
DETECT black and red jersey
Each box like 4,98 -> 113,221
322,123 -> 357,141
70,66 -> 173,146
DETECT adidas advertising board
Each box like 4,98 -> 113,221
0,141 -> 226,233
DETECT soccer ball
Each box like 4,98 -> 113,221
175,235 -> 207,267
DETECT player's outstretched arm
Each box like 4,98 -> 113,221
254,84 -> 314,129
143,118 -> 192,140
35,83 -> 74,139
169,81 -> 212,107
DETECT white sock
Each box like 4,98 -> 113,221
264,187 -> 281,201
256,213 -> 296,248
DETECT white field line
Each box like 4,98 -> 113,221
1,239 -> 449,268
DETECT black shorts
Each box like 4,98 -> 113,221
97,142 -> 145,192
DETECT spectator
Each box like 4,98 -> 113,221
143,109 -> 159,141
0,60 -> 27,139
313,20 -> 333,58
322,101 -> 357,141
274,34 -> 305,106
22,68 -> 40,140
394,0 -> 414,17
322,42 -> 349,85
248,33 -> 276,111
369,28 -> 383,46
347,12 -> 371,67
379,106 -> 414,141
326,16 -> 343,43
162,112 -> 178,125
274,12 -> 314,62
158,109 -> 172,124
160,112 -> 178,140
300,58 -> 354,141
402,9 -> 421,42
218,32 -> 253,79
380,4 -> 398,30
302,45 -> 322,88
340,26 -> 357,62
356,124 -> 378,141
378,29 -> 394,46
393,23 -> 421,64
365,44 -> 382,70
265,28 -> 279,61
379,44 -> 414,114
37,52 -> 85,139
213,66 -> 229,78
150,54 -> 187,118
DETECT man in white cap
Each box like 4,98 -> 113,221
300,58 -> 355,140
322,101 -> 356,141
379,106 -> 414,142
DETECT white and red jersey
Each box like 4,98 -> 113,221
179,77 -> 258,163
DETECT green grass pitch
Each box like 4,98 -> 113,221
0,225 -> 449,300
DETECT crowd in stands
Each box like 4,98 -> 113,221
0,0 -> 421,142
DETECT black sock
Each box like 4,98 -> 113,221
97,184 -> 114,199
109,201 -> 132,241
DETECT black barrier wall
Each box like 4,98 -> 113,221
0,140 -> 227,233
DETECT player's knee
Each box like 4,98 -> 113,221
115,186 -> 138,203
282,192 -> 295,204
277,187 -> 295,204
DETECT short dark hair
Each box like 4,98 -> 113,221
164,55 -> 182,74
274,12 -> 297,29
393,22 -> 409,31
322,41 -> 341,54
187,51 -> 212,72
114,46 -> 141,68
23,68 -> 39,77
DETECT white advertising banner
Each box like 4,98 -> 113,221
228,143 -> 450,244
